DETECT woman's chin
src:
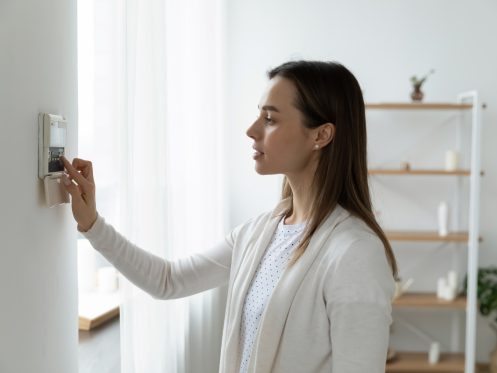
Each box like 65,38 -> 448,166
254,166 -> 277,176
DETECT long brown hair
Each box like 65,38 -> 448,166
268,60 -> 398,279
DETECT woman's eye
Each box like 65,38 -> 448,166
264,117 -> 273,124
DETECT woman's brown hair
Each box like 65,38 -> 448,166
268,60 -> 398,279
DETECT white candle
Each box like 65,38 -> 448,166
447,270 -> 458,291
438,202 -> 449,237
97,266 -> 118,293
437,277 -> 447,299
444,285 -> 456,301
428,342 -> 440,364
445,150 -> 459,171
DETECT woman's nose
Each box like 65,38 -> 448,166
246,120 -> 257,139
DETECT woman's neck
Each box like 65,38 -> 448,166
284,177 -> 314,225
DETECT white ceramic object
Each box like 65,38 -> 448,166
438,202 -> 449,237
445,150 -> 459,171
428,341 -> 440,364
448,270 -> 458,291
443,285 -> 457,301
437,277 -> 447,299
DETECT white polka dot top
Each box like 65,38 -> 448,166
238,215 -> 307,373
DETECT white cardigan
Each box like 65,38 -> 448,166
83,198 -> 395,373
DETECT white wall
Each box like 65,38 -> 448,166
225,0 -> 497,362
0,0 -> 79,372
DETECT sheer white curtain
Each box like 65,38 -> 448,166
78,0 -> 227,372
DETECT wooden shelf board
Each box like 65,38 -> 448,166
386,231 -> 470,242
366,102 -> 472,110
393,292 -> 466,309
386,351 -> 468,372
369,169 -> 471,176
477,363 -> 490,372
78,292 -> 120,331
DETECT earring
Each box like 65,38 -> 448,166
314,144 -> 319,149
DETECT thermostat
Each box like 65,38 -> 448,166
38,113 -> 67,179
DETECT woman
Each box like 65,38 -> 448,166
61,60 -> 398,373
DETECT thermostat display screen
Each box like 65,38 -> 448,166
48,147 -> 64,173
50,122 -> 66,147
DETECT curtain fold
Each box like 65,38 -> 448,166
78,0 -> 227,371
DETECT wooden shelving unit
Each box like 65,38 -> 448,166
367,95 -> 483,373
369,169 -> 484,176
385,231 -> 474,242
386,351 -> 466,372
386,231 -> 482,243
369,169 -> 471,176
386,352 -> 489,372
366,102 -> 473,110
393,293 -> 467,309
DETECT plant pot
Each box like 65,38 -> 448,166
411,85 -> 424,102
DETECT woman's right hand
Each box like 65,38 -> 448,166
60,156 -> 98,232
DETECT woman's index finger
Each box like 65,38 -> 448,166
72,158 -> 95,183
60,156 -> 91,189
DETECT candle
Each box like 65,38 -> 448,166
444,285 -> 456,301
428,342 -> 440,364
448,270 -> 458,291
438,202 -> 449,237
437,277 -> 447,299
445,150 -> 459,171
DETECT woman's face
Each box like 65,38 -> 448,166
246,76 -> 317,176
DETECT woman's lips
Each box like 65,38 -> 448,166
252,145 -> 264,158
253,151 -> 264,159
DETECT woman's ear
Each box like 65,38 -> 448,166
313,123 -> 335,148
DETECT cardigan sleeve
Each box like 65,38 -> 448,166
324,236 -> 395,373
82,214 -> 233,299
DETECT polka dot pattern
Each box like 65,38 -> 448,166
238,216 -> 306,373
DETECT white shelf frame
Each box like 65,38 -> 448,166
458,91 -> 482,373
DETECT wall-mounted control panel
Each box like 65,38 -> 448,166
38,113 -> 69,207
38,113 -> 67,179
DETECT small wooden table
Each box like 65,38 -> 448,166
79,292 -> 120,331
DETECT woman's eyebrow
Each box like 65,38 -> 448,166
257,104 -> 280,113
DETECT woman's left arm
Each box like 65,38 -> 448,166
324,236 -> 395,373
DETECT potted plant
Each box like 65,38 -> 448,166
463,267 -> 497,372
410,69 -> 435,101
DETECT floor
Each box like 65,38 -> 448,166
78,317 -> 120,373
